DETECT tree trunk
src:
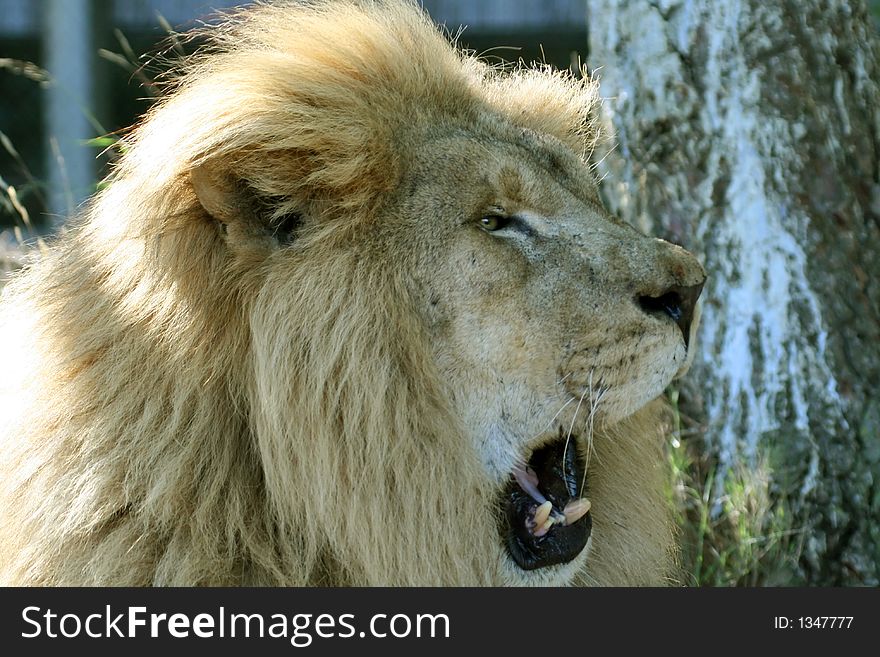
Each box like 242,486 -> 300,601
587,0 -> 880,585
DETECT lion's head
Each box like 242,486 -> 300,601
0,0 -> 704,586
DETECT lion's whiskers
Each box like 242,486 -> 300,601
511,396 -> 576,474
562,370 -> 591,474
580,383 -> 606,497
529,396 -> 575,443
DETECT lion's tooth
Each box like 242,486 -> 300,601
534,516 -> 555,537
533,500 -> 553,527
563,498 -> 591,524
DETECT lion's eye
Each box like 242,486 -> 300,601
480,214 -> 512,232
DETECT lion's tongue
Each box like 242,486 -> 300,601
512,465 -> 548,505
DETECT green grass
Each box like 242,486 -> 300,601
666,387 -> 804,586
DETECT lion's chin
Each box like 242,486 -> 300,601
500,432 -> 592,572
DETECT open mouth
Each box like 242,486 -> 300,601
502,432 -> 592,571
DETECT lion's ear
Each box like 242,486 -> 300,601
191,164 -> 243,226
191,163 -> 302,246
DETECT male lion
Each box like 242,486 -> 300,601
0,0 -> 705,586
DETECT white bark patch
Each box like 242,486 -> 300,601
587,1 -> 845,480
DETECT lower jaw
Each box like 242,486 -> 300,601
500,540 -> 592,585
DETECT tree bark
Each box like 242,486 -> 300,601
587,0 -> 880,585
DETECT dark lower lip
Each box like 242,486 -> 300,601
501,436 -> 592,571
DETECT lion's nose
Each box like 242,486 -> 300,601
637,280 -> 705,347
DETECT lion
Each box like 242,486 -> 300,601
0,0 -> 705,586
